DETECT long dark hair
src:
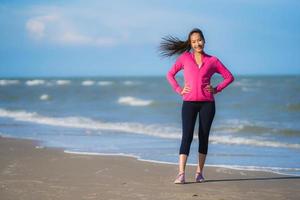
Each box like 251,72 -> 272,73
159,28 -> 205,57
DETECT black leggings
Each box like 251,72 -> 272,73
179,101 -> 215,156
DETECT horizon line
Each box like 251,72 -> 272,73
0,74 -> 300,79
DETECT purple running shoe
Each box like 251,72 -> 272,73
195,172 -> 205,183
174,172 -> 185,184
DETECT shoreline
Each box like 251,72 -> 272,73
1,136 -> 300,199
64,150 -> 300,177
2,133 -> 299,177
2,134 -> 299,177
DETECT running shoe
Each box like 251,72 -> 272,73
195,172 -> 205,183
174,172 -> 185,184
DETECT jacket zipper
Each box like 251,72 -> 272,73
192,52 -> 205,100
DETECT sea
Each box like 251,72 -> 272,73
0,75 -> 299,176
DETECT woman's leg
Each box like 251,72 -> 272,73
196,153 -> 207,173
178,154 -> 188,173
196,101 -> 215,173
178,101 -> 198,173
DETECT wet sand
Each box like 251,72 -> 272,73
0,136 -> 299,200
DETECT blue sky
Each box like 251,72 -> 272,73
0,0 -> 299,77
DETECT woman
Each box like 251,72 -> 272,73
159,28 -> 234,184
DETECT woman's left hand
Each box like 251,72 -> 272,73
205,85 -> 217,94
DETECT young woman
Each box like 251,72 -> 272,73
159,28 -> 234,184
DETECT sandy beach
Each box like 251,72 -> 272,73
0,136 -> 299,200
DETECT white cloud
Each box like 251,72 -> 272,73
23,2 -> 190,46
26,14 -> 60,40
26,19 -> 45,39
24,1 -> 234,47
25,6 -> 125,47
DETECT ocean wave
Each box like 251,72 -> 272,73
0,108 -> 300,149
0,108 -> 180,139
241,87 -> 255,92
118,96 -> 153,106
40,94 -> 50,101
81,80 -> 95,86
56,80 -> 71,85
209,135 -> 300,149
123,81 -> 140,86
214,119 -> 300,135
98,81 -> 113,86
0,80 -> 20,86
232,79 -> 262,89
206,164 -> 300,176
233,81 -> 256,92
26,80 -> 45,86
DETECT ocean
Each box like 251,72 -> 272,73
0,75 -> 299,176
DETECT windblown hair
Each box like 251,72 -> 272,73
159,28 -> 205,57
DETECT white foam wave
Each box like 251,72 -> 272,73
241,87 -> 254,92
0,80 -> 20,86
123,81 -> 139,85
26,80 -> 45,86
210,135 -> 300,149
0,108 -> 299,149
82,80 -> 95,86
118,96 -> 153,106
0,108 -> 180,139
98,81 -> 113,86
56,80 -> 71,85
40,94 -> 50,101
232,79 -> 262,88
232,80 -> 249,87
213,118 -> 300,134
206,164 -> 300,176
213,119 -> 262,133
209,164 -> 300,172
65,150 -> 139,158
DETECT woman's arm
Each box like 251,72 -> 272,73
214,58 -> 234,93
166,55 -> 184,95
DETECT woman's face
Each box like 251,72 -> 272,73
190,32 -> 205,53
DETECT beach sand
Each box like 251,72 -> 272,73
0,136 -> 299,200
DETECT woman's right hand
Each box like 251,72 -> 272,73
180,83 -> 191,95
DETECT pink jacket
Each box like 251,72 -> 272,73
166,51 -> 234,101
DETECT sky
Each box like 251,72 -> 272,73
0,0 -> 299,77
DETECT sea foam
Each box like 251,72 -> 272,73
118,96 -> 153,106
0,80 -> 20,86
0,108 -> 299,149
56,80 -> 71,85
98,81 -> 113,86
26,80 -> 45,86
82,80 -> 95,86
40,94 -> 50,101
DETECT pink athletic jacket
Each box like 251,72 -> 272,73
166,51 -> 234,101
